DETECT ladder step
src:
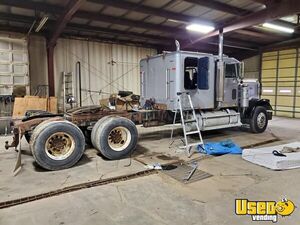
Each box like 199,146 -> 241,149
187,142 -> 203,147
186,131 -> 199,135
170,92 -> 204,156
184,119 -> 197,123
181,142 -> 203,148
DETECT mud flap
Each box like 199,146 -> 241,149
13,128 -> 22,176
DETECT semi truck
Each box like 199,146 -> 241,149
5,35 -> 272,171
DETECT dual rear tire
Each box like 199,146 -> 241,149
30,120 -> 85,170
29,116 -> 138,170
91,116 -> 138,159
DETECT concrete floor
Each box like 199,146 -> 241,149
0,116 -> 299,225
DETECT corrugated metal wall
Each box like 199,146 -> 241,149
261,49 -> 300,118
28,36 -> 156,110
29,35 -> 48,95
243,55 -> 260,79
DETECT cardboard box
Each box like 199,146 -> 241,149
99,94 -> 139,111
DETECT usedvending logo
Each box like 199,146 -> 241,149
235,198 -> 295,222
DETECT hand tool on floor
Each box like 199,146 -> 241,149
272,150 -> 286,157
183,162 -> 198,181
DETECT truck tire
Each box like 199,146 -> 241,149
92,116 -> 138,159
91,116 -> 114,148
30,120 -> 85,170
250,106 -> 268,133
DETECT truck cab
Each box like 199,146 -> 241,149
140,50 -> 272,133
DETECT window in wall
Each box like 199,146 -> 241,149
197,57 -> 209,90
184,57 -> 197,90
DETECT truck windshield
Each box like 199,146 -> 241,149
225,63 -> 239,78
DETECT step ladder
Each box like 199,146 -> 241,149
63,72 -> 75,112
170,92 -> 205,157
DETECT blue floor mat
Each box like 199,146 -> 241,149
198,139 -> 242,155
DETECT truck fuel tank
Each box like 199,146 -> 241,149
240,84 -> 249,108
186,109 -> 241,131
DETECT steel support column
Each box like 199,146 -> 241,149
47,45 -> 55,97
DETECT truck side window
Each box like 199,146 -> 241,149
225,64 -> 237,78
197,57 -> 209,90
184,57 -> 198,90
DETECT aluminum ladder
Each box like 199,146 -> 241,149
63,72 -> 75,112
170,92 -> 205,156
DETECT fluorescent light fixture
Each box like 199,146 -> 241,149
279,89 -> 291,93
186,23 -> 215,34
263,89 -> 273,93
243,79 -> 258,83
35,16 -> 49,32
167,19 -> 184,24
262,23 -> 294,33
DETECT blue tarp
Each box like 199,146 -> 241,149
197,139 -> 242,155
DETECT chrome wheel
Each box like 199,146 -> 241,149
45,132 -> 75,160
108,126 -> 132,151
257,112 -> 266,129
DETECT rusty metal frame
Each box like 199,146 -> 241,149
5,107 -> 172,150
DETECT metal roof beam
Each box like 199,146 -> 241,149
88,0 -> 213,25
0,12 -> 172,43
183,0 -> 251,16
250,0 -> 276,6
184,0 -> 300,47
48,0 -> 86,47
0,0 -> 60,14
0,12 -> 259,51
0,0 -> 186,36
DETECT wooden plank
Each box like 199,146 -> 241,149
12,96 -> 58,118
48,97 -> 58,113
12,97 -> 26,118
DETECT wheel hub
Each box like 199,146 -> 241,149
45,132 -> 75,160
108,127 -> 131,151
257,112 -> 266,129
109,130 -> 123,144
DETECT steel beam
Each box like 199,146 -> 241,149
47,46 -> 55,96
183,0 -> 250,16
0,12 -> 259,51
0,0 -> 59,14
0,0 -> 185,35
0,0 -> 293,45
48,0 -> 86,47
250,0 -> 276,6
88,0 -> 213,25
47,0 -> 85,96
262,36 -> 300,50
233,29 -> 284,40
184,0 -> 300,47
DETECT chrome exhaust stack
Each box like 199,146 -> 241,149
216,29 -> 224,108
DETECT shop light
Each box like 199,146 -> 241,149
262,23 -> 294,33
263,89 -> 273,93
186,23 -> 215,34
35,15 -> 49,32
279,89 -> 292,93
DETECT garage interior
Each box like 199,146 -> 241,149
0,0 -> 300,224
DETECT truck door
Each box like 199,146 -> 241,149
223,63 -> 239,107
